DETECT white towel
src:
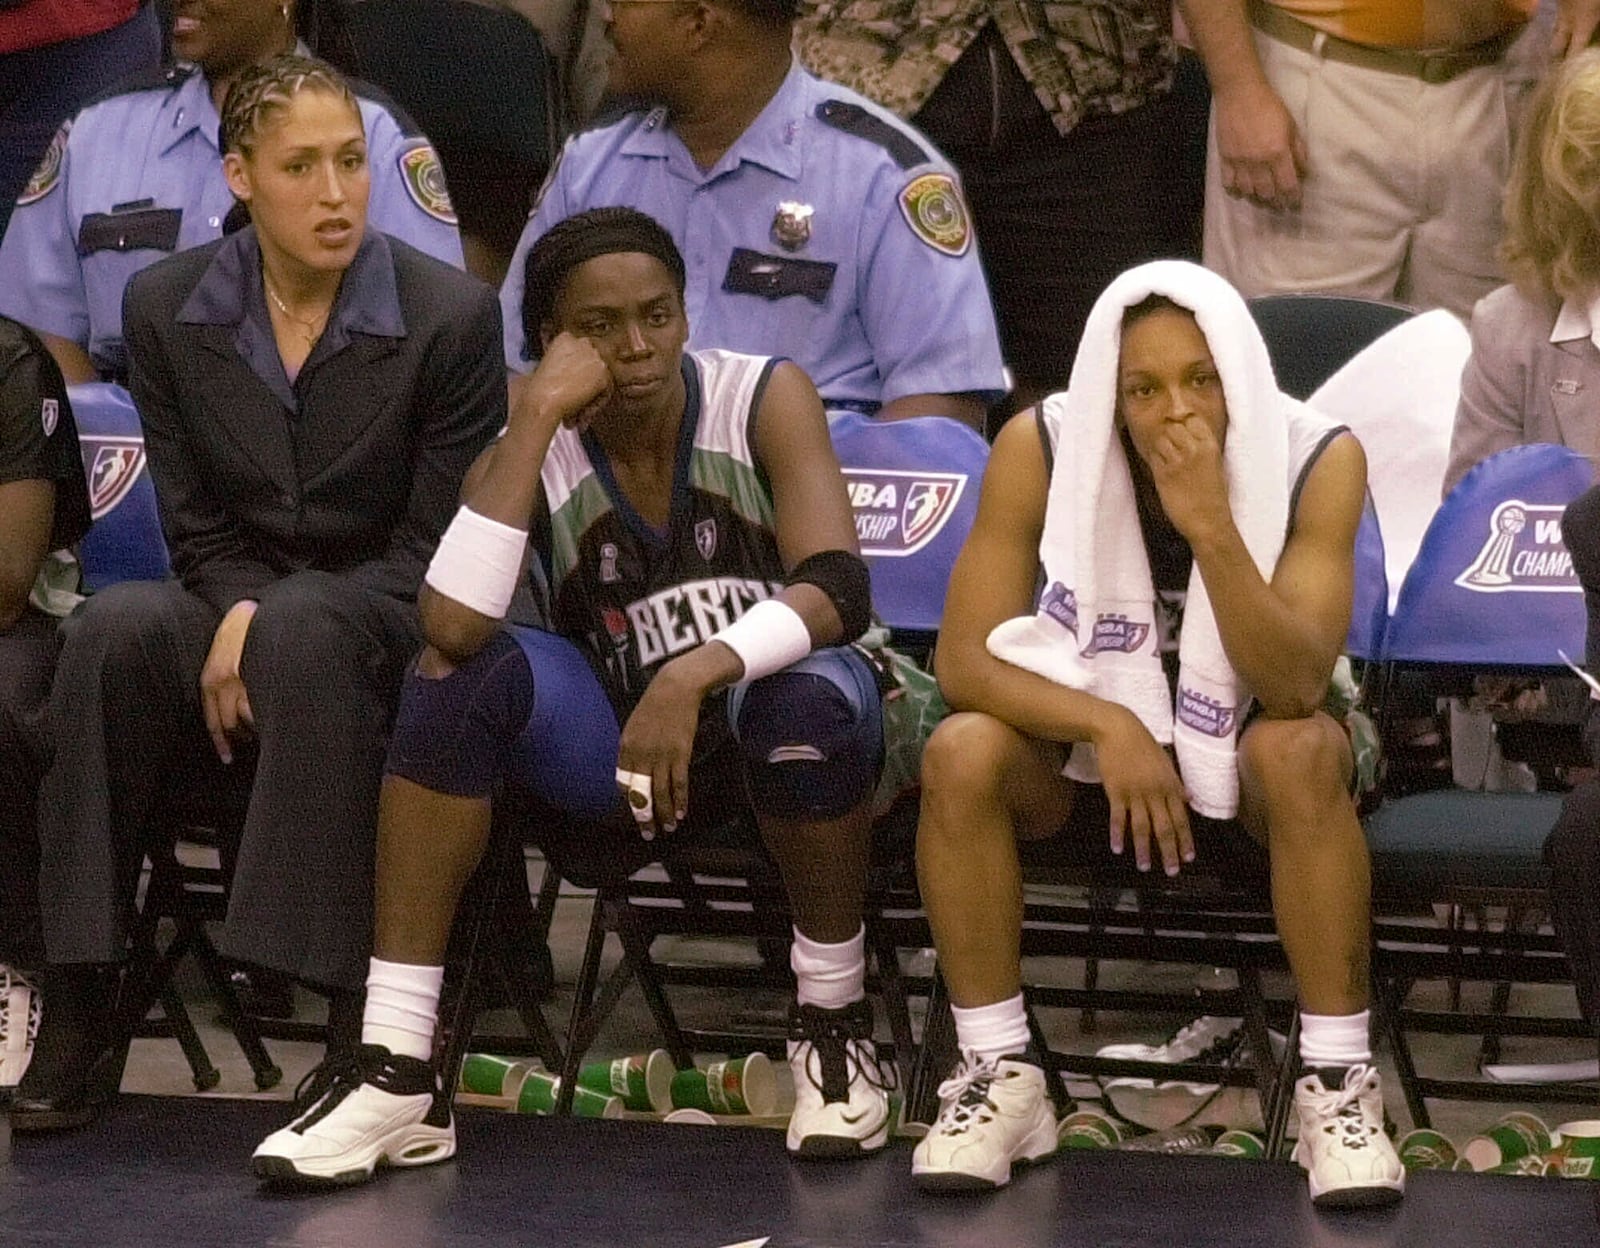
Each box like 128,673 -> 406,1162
987,260 -> 1292,819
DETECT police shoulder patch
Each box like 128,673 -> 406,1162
398,143 -> 456,225
17,123 -> 70,207
897,172 -> 970,258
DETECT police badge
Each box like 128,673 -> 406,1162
771,201 -> 814,251
18,122 -> 69,207
398,144 -> 457,225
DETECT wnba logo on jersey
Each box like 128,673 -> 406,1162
844,469 -> 967,557
1455,501 -> 1577,593
80,436 -> 148,519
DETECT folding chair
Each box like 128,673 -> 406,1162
1362,443 -> 1597,1127
1246,294 -> 1414,401
67,383 -> 281,1092
517,414 -> 991,1113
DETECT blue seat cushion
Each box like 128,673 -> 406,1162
1365,789 -> 1560,894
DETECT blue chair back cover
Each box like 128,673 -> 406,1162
69,382 -> 171,589
1382,443 -> 1591,666
1347,495 -> 1388,661
828,411 -> 988,635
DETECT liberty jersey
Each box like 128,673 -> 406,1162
535,349 -> 787,741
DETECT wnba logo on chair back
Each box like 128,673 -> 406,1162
844,469 -> 968,557
1455,501 -> 1577,594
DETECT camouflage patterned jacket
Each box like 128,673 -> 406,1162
794,1 -> 1175,137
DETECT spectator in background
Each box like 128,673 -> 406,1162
463,0 -> 609,127
0,1 -> 161,239
10,58 -> 501,1135
795,2 -> 1206,414
1187,0 -> 1596,321
0,315 -> 91,1089
0,0 -> 461,387
1446,48 -> 1600,494
499,0 -> 1007,431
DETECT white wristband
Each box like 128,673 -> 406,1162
712,597 -> 812,684
424,506 -> 528,620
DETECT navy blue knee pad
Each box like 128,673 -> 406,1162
385,631 -> 536,798
728,647 -> 884,820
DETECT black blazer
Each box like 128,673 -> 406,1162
122,229 -> 504,613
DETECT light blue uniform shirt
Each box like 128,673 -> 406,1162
500,60 -> 1005,411
0,64 -> 463,378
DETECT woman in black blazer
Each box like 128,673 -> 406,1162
12,55 -> 504,1131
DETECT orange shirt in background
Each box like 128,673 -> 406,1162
1264,0 -> 1535,50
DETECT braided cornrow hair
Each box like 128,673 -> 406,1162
523,207 -> 687,347
219,53 -> 358,158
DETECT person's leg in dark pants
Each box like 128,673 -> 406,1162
18,579 -> 219,1128
1546,777 -> 1600,1039
912,26 -> 1203,416
0,609 -> 60,972
0,5 -> 161,238
221,570 -> 421,997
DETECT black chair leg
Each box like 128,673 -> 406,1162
556,895 -> 614,1115
1265,1011 -> 1300,1159
868,924 -> 915,1084
159,983 -> 220,1092
1024,999 -> 1073,1117
612,901 -> 694,1068
191,928 -> 282,1090
905,970 -> 957,1126
1376,978 -> 1430,1129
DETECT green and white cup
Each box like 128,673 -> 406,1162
515,1069 -> 623,1119
459,1053 -> 531,1099
1463,1112 -> 1551,1172
1210,1130 -> 1266,1160
1489,1155 -> 1553,1177
669,1054 -> 776,1116
1397,1128 -> 1459,1171
1057,1109 -> 1124,1150
1551,1120 -> 1600,1178
578,1050 -> 675,1114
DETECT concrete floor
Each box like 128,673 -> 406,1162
117,852 -> 1599,1154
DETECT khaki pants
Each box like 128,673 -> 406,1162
1203,23 -> 1539,319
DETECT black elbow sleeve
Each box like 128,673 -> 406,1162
785,549 -> 872,642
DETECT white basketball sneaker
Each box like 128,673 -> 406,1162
1291,1064 -> 1405,1209
912,1049 -> 1058,1192
252,1044 -> 455,1187
786,1000 -> 892,1158
0,964 -> 39,1087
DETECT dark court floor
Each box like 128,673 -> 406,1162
3,1094 -> 1598,1248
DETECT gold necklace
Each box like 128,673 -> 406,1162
264,276 -> 327,346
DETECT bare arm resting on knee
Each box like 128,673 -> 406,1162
935,411 -> 1193,872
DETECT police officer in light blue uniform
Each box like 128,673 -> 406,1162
0,1 -> 461,383
499,0 -> 1005,426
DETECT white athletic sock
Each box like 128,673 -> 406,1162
1298,1009 -> 1372,1070
362,958 -> 444,1062
951,993 -> 1033,1066
791,925 -> 866,1011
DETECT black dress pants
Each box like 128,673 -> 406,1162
1547,777 -> 1600,1037
0,608 -> 61,968
37,571 -> 420,992
911,25 -> 1208,396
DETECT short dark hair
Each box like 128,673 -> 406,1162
1121,293 -> 1190,330
522,207 -> 687,344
